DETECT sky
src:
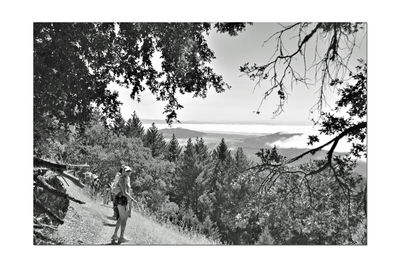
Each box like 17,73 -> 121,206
112,23 -> 367,125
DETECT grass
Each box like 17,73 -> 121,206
50,181 -> 219,245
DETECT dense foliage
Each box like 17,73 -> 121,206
37,111 -> 366,244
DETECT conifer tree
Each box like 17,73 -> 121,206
234,147 -> 249,172
125,111 -> 144,139
204,139 -> 233,230
195,137 -> 209,162
182,138 -> 196,172
214,138 -> 231,161
177,138 -> 202,209
165,134 -> 181,163
270,145 -> 281,163
256,145 -> 284,164
112,113 -> 126,137
143,123 -> 166,158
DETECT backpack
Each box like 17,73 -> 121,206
111,173 -> 121,195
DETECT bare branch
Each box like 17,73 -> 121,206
287,121 -> 366,164
263,23 -> 301,46
242,23 -> 365,118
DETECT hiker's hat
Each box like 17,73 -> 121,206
124,166 -> 132,172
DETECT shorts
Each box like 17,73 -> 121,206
115,193 -> 128,206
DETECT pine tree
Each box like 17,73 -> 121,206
195,137 -> 209,162
256,145 -> 284,164
112,113 -> 126,136
204,139 -> 233,230
270,145 -> 282,163
165,134 -> 181,163
182,138 -> 196,170
214,138 -> 231,162
125,111 -> 144,139
234,147 -> 249,172
143,123 -> 166,158
177,138 -> 202,209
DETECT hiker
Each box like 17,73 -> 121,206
102,183 -> 112,205
83,171 -> 94,185
90,174 -> 101,199
111,168 -> 123,219
111,165 -> 136,243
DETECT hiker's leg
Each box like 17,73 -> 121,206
128,199 -> 132,217
112,197 -> 123,239
118,205 -> 128,238
112,196 -> 119,218
113,215 -> 122,236
114,204 -> 119,219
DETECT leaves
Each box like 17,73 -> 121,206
34,22 -> 240,146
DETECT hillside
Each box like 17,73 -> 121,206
160,127 -> 206,139
48,180 -> 218,245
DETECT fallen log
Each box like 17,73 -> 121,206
34,176 -> 85,204
34,157 -> 89,169
57,171 -> 85,188
34,223 -> 57,231
34,157 -> 67,172
34,157 -> 86,188
67,163 -> 90,168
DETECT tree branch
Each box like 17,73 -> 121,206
242,23 -> 364,118
34,175 -> 85,204
287,121 -> 366,164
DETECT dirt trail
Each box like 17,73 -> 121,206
52,180 -> 215,245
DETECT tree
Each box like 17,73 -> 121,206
143,123 -> 166,158
307,62 -> 367,159
249,66 -> 367,215
255,145 -> 284,165
112,113 -> 126,136
240,23 -> 366,118
198,139 -> 234,234
124,111 -> 145,139
165,134 -> 181,163
194,137 -> 209,162
233,147 -> 249,172
34,22 -> 248,153
218,148 -> 261,244
239,23 -> 367,214
255,159 -> 366,245
34,23 -> 121,147
176,138 -> 202,209
239,22 -> 367,161
213,138 -> 231,162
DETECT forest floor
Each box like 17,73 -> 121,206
49,180 -> 217,245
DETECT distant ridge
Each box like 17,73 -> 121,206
141,119 -> 312,126
159,127 -> 206,139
